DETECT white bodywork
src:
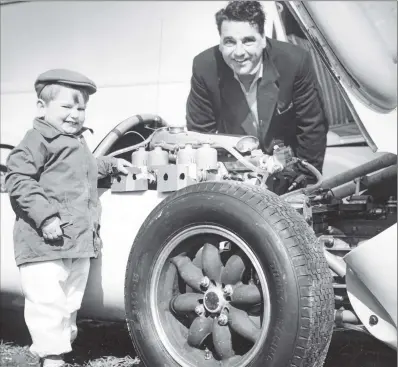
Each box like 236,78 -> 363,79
0,2 -> 397,352
288,0 -> 397,348
345,224 -> 397,349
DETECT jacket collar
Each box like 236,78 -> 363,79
33,118 -> 93,139
218,38 -> 280,139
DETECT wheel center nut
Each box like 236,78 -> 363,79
204,291 -> 221,313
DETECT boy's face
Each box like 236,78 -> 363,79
38,86 -> 87,135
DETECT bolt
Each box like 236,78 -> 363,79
195,305 -> 205,316
334,295 -> 344,302
200,276 -> 210,289
369,315 -> 378,326
223,285 -> 233,297
218,314 -> 228,326
204,348 -> 212,360
321,236 -> 334,248
219,241 -> 231,252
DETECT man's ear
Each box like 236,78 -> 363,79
261,34 -> 267,49
36,99 -> 46,118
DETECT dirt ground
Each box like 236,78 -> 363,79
0,309 -> 396,367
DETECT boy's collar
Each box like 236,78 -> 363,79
33,118 -> 93,139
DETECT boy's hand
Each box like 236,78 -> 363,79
115,158 -> 133,175
41,216 -> 63,241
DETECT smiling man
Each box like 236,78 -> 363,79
186,0 -> 328,179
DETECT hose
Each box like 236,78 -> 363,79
107,134 -> 154,158
93,114 -> 168,158
300,160 -> 323,184
281,159 -> 324,200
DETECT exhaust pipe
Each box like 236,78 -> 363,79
332,165 -> 397,198
321,153 -> 396,190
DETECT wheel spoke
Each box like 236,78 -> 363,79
221,355 -> 244,367
192,247 -> 203,267
231,284 -> 262,306
249,315 -> 261,329
170,293 -> 203,314
171,255 -> 204,292
221,252 -> 246,285
186,248 -> 204,292
228,306 -> 261,344
212,318 -> 235,360
187,316 -> 213,348
202,243 -> 224,282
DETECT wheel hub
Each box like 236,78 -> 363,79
203,287 -> 226,314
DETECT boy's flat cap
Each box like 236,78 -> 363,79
34,69 -> 97,96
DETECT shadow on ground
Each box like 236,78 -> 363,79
1,309 -> 396,366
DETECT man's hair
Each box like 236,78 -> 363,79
215,1 -> 266,36
39,84 -> 89,105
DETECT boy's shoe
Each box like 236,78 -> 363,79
42,355 -> 65,367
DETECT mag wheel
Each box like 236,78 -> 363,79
125,182 -> 334,367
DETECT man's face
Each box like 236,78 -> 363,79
219,20 -> 266,76
39,86 -> 87,135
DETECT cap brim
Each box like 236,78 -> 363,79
35,80 -> 97,97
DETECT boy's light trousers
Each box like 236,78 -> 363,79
19,257 -> 91,358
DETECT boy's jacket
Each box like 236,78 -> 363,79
6,118 -> 117,266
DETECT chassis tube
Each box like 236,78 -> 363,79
332,165 -> 397,198
321,153 -> 396,190
324,249 -> 346,278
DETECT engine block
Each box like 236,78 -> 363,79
111,127 -> 289,193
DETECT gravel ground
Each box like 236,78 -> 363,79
0,309 -> 396,367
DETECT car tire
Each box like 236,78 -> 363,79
125,182 -> 334,367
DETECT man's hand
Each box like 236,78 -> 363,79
41,216 -> 63,241
115,158 -> 133,175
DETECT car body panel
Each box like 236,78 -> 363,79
345,224 -> 397,349
287,1 -> 397,154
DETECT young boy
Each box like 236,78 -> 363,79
5,69 -> 132,367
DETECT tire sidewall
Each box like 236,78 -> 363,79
125,188 -> 313,367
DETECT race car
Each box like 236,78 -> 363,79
1,1 -> 396,367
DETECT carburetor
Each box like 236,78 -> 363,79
111,127 -> 287,193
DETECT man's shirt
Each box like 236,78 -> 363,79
233,60 -> 263,134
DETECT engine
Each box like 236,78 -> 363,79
111,126 -> 293,193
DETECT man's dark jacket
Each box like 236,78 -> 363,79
186,38 -> 328,173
